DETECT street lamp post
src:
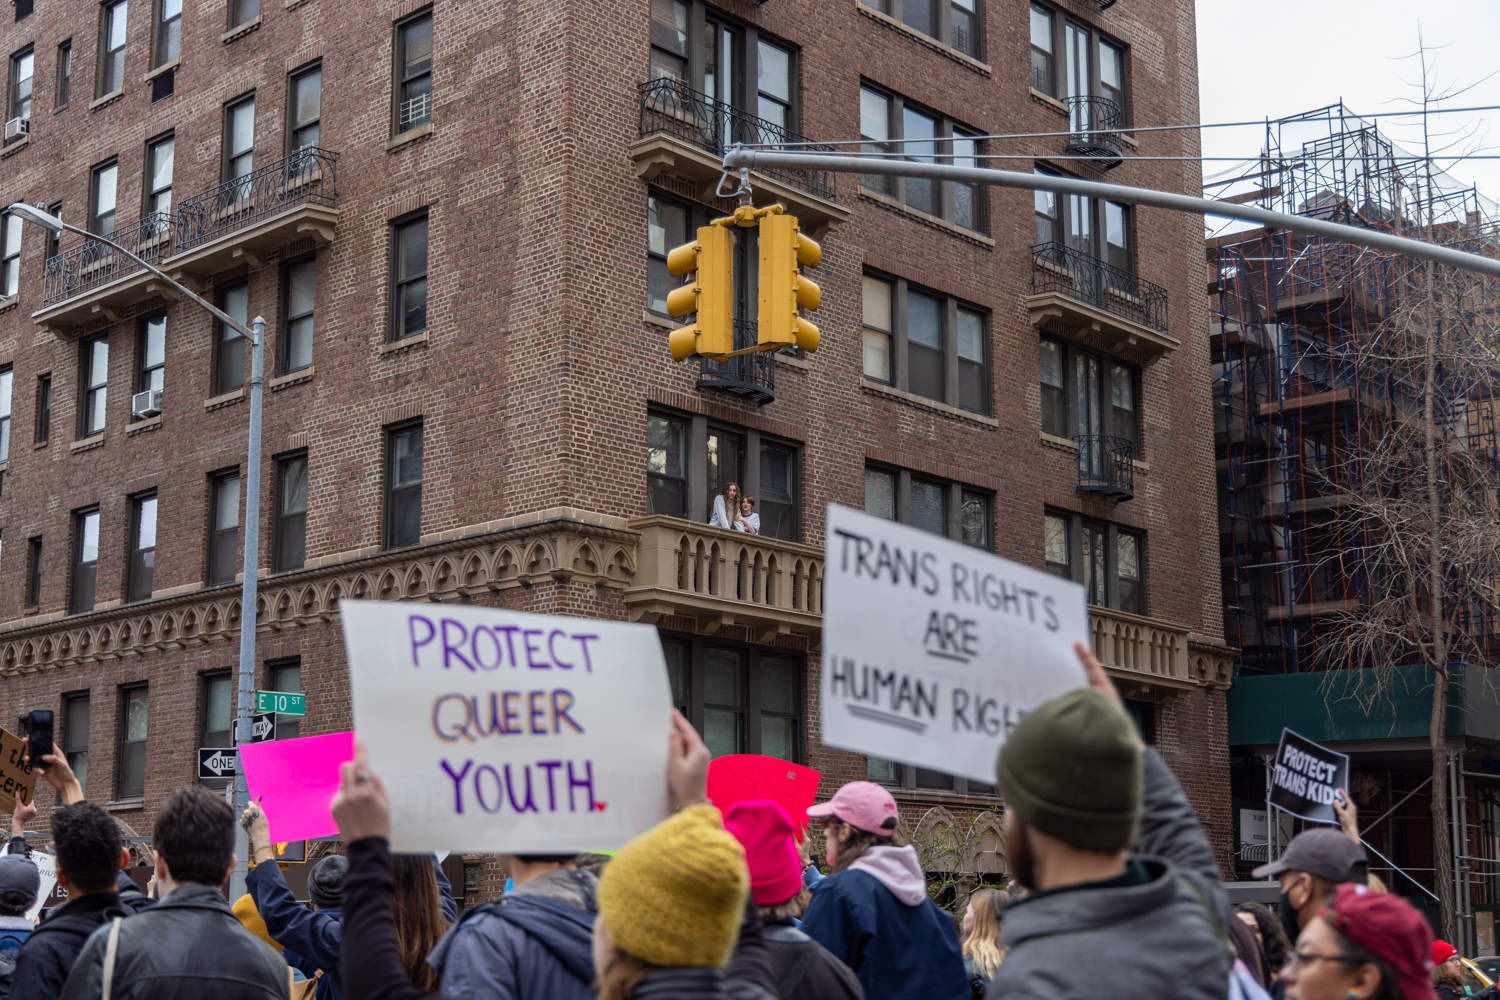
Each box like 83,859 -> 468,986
6,203 -> 266,896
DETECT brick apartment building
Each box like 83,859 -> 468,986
0,0 -> 1234,894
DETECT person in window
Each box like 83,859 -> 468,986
733,496 -> 760,535
710,482 -> 741,529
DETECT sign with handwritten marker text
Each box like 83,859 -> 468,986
341,600 -> 673,854
821,505 -> 1089,785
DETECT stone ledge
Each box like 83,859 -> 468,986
642,310 -> 679,331
204,388 -> 245,410
379,331 -> 429,355
269,366 -> 315,390
126,415 -> 163,436
0,296 -> 17,313
143,58 -> 180,82
776,351 -> 812,371
89,89 -> 125,112
862,380 -> 998,427
106,798 -> 144,812
69,434 -> 105,453
0,136 -> 29,160
857,189 -> 995,248
1029,88 -> 1068,116
222,15 -> 261,43
1040,431 -> 1078,452
386,123 -> 434,152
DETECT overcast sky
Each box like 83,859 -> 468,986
1195,1 -> 1500,208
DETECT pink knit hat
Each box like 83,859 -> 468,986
723,799 -> 804,906
806,780 -> 899,835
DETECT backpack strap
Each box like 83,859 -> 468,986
100,917 -> 123,1000
1175,874 -> 1236,963
775,939 -> 822,999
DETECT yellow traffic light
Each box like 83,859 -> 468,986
757,212 -> 821,353
665,225 -> 734,362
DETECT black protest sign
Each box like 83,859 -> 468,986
1270,728 -> 1349,824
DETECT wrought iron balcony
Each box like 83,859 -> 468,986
42,214 -> 174,307
1076,434 -> 1135,499
638,78 -> 837,203
696,319 -> 776,405
1063,96 -> 1124,166
174,147 -> 338,254
1031,241 -> 1168,334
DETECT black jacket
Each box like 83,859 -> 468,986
58,884 -> 288,1000
762,917 -> 864,1000
11,890 -> 153,1000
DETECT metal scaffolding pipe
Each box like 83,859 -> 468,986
719,149 -> 1500,280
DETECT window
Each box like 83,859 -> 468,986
1105,200 -> 1131,273
98,1 -> 127,98
274,452 -> 307,571
55,41 -> 70,107
1038,335 -> 1139,451
0,367 -> 12,462
15,0 -> 32,21
0,215 -> 18,298
1030,7 -> 1128,123
1043,509 -> 1145,614
136,313 -> 165,404
7,47 -> 33,129
213,281 -> 247,395
80,334 -> 109,436
864,465 -> 992,549
117,685 -> 148,799
282,256 -> 315,373
868,755 -> 993,794
127,493 -> 156,602
646,193 -> 691,316
1034,168 -> 1059,244
267,659 -> 301,740
862,271 -> 990,414
860,0 -> 980,58
34,373 -> 50,443
394,11 -> 433,133
70,508 -> 100,613
25,536 -> 41,606
862,276 -> 892,382
230,0 -> 259,29
647,412 -> 687,516
199,673 -> 232,777
145,134 -> 173,219
385,422 -> 423,549
949,0 -> 978,57
44,202 -> 61,260
758,440 -> 799,541
288,66 -> 321,152
659,636 -> 804,762
756,41 -> 791,133
857,85 -> 985,233
649,0 -> 687,82
89,161 -> 118,236
153,0 -> 180,67
208,471 -> 240,585
390,215 -> 428,341
223,97 -> 255,198
62,693 -> 88,794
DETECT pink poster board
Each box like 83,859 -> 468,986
707,755 -> 822,841
238,731 -> 355,843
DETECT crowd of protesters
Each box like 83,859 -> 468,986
0,642 -> 1476,1000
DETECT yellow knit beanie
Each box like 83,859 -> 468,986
597,803 -> 749,968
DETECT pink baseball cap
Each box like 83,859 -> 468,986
807,781 -> 899,835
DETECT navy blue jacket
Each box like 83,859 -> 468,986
249,855 -> 456,1000
800,869 -> 968,1000
427,892 -> 596,1000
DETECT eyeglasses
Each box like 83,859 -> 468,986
1285,951 -> 1363,973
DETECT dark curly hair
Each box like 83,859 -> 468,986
1236,901 -> 1292,972
52,802 -> 124,893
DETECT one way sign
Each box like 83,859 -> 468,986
250,713 -> 275,742
198,748 -> 237,779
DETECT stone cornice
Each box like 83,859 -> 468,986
0,510 -> 639,677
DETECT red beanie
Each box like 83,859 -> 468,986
723,799 -> 804,907
1433,941 -> 1458,966
1320,883 -> 1438,1000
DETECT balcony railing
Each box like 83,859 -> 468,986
399,93 -> 431,131
1090,605 -> 1192,687
1063,96 -> 1124,164
626,516 -> 824,627
697,319 -> 775,405
638,78 -> 838,203
1031,241 -> 1168,334
174,147 -> 338,253
1076,434 -> 1134,499
42,214 -> 174,307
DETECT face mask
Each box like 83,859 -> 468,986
1278,889 -> 1302,944
504,877 -> 515,895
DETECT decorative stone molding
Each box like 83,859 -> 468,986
0,510 -> 639,677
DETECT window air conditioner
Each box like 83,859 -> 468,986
131,388 -> 163,418
3,117 -> 28,141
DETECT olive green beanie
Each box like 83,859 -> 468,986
996,688 -> 1143,852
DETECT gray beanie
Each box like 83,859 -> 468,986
308,854 -> 348,909
0,854 -> 40,914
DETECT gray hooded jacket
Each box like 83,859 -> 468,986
987,749 -> 1231,1000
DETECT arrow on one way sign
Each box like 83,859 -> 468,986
250,714 -> 276,743
198,748 -> 238,779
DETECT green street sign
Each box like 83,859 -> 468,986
255,691 -> 306,716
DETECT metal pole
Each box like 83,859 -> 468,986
718,149 -> 1500,281
229,316 -> 265,900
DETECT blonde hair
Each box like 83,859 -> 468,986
962,888 -> 1008,979
1367,872 -> 1389,894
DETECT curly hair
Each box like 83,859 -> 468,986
52,802 -> 124,893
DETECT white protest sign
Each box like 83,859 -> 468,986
822,504 -> 1090,784
341,600 -> 673,854
27,851 -> 57,920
